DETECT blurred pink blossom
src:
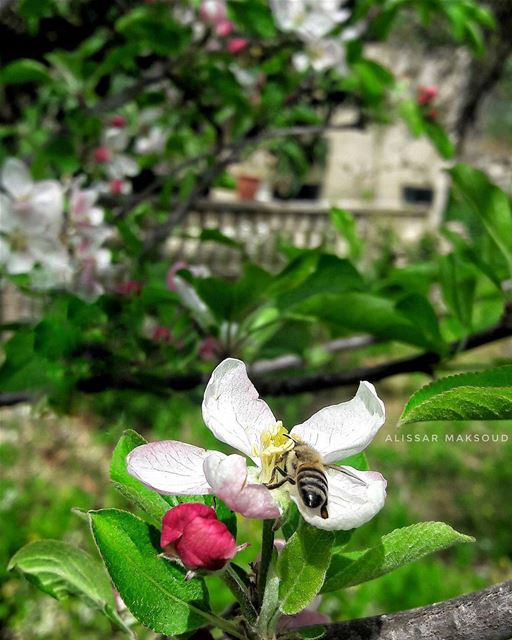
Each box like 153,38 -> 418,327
227,38 -> 249,54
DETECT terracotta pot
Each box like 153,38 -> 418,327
236,174 -> 261,201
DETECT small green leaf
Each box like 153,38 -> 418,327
8,540 -> 131,635
425,121 -> 454,159
90,509 -> 211,636
330,207 -> 363,260
322,522 -> 474,592
399,366 -> 512,424
110,430 -> 177,526
0,59 -> 50,84
198,228 -> 242,250
278,520 -> 334,614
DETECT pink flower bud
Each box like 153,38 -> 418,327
199,335 -> 220,361
109,179 -> 124,194
161,503 -> 237,571
417,85 -> 438,106
94,147 -> 111,163
227,38 -> 249,55
152,325 -> 172,343
215,18 -> 234,37
110,115 -> 127,128
116,280 -> 143,296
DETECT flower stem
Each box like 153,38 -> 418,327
257,519 -> 275,609
223,564 -> 258,626
199,609 -> 246,640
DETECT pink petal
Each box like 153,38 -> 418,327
175,517 -> 237,570
204,453 -> 280,519
161,503 -> 217,547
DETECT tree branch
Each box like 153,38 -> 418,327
320,579 -> 512,640
1,315 -> 510,407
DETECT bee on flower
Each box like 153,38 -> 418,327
127,358 -> 386,531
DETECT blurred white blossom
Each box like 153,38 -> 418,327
96,128 -> 138,180
0,158 -> 69,277
270,0 -> 350,40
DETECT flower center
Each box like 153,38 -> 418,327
8,229 -> 28,252
256,421 -> 294,483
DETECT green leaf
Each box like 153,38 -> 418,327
278,520 -> 334,614
450,164 -> 512,278
8,540 -> 131,635
110,430 -> 177,527
399,99 -> 425,137
322,522 -> 474,592
439,253 -> 476,331
198,228 -> 242,250
227,0 -> 277,38
399,366 -> 512,424
298,292 -> 439,350
0,59 -> 50,84
276,255 -> 364,310
330,207 -> 363,260
90,509 -> 212,636
425,121 -> 454,159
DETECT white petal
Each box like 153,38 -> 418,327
290,381 -> 385,463
202,358 -> 276,461
104,127 -> 129,152
6,250 -> 35,274
0,194 -> 16,232
71,189 -> 98,218
204,453 -> 280,519
29,181 -> 64,226
126,440 -> 215,495
293,52 -> 310,72
1,158 -> 33,199
173,276 -> 214,331
293,467 -> 386,531
0,237 -> 10,264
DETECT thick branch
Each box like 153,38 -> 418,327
256,320 -> 512,396
321,579 -> 512,640
1,317 -> 510,408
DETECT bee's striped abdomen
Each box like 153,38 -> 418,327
297,465 -> 329,518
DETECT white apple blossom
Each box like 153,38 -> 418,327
293,37 -> 346,73
135,127 -> 167,155
0,158 -> 69,278
127,358 -> 387,531
101,128 -> 139,179
270,0 -> 350,40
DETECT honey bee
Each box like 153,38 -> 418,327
266,436 -> 367,520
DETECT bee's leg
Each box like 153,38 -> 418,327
265,477 -> 290,490
275,466 -> 295,483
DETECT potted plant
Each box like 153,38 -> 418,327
230,149 -> 276,201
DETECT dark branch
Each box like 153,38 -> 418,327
1,316 -> 510,407
256,319 -> 512,396
320,579 -> 512,640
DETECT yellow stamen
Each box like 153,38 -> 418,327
256,421 -> 294,483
